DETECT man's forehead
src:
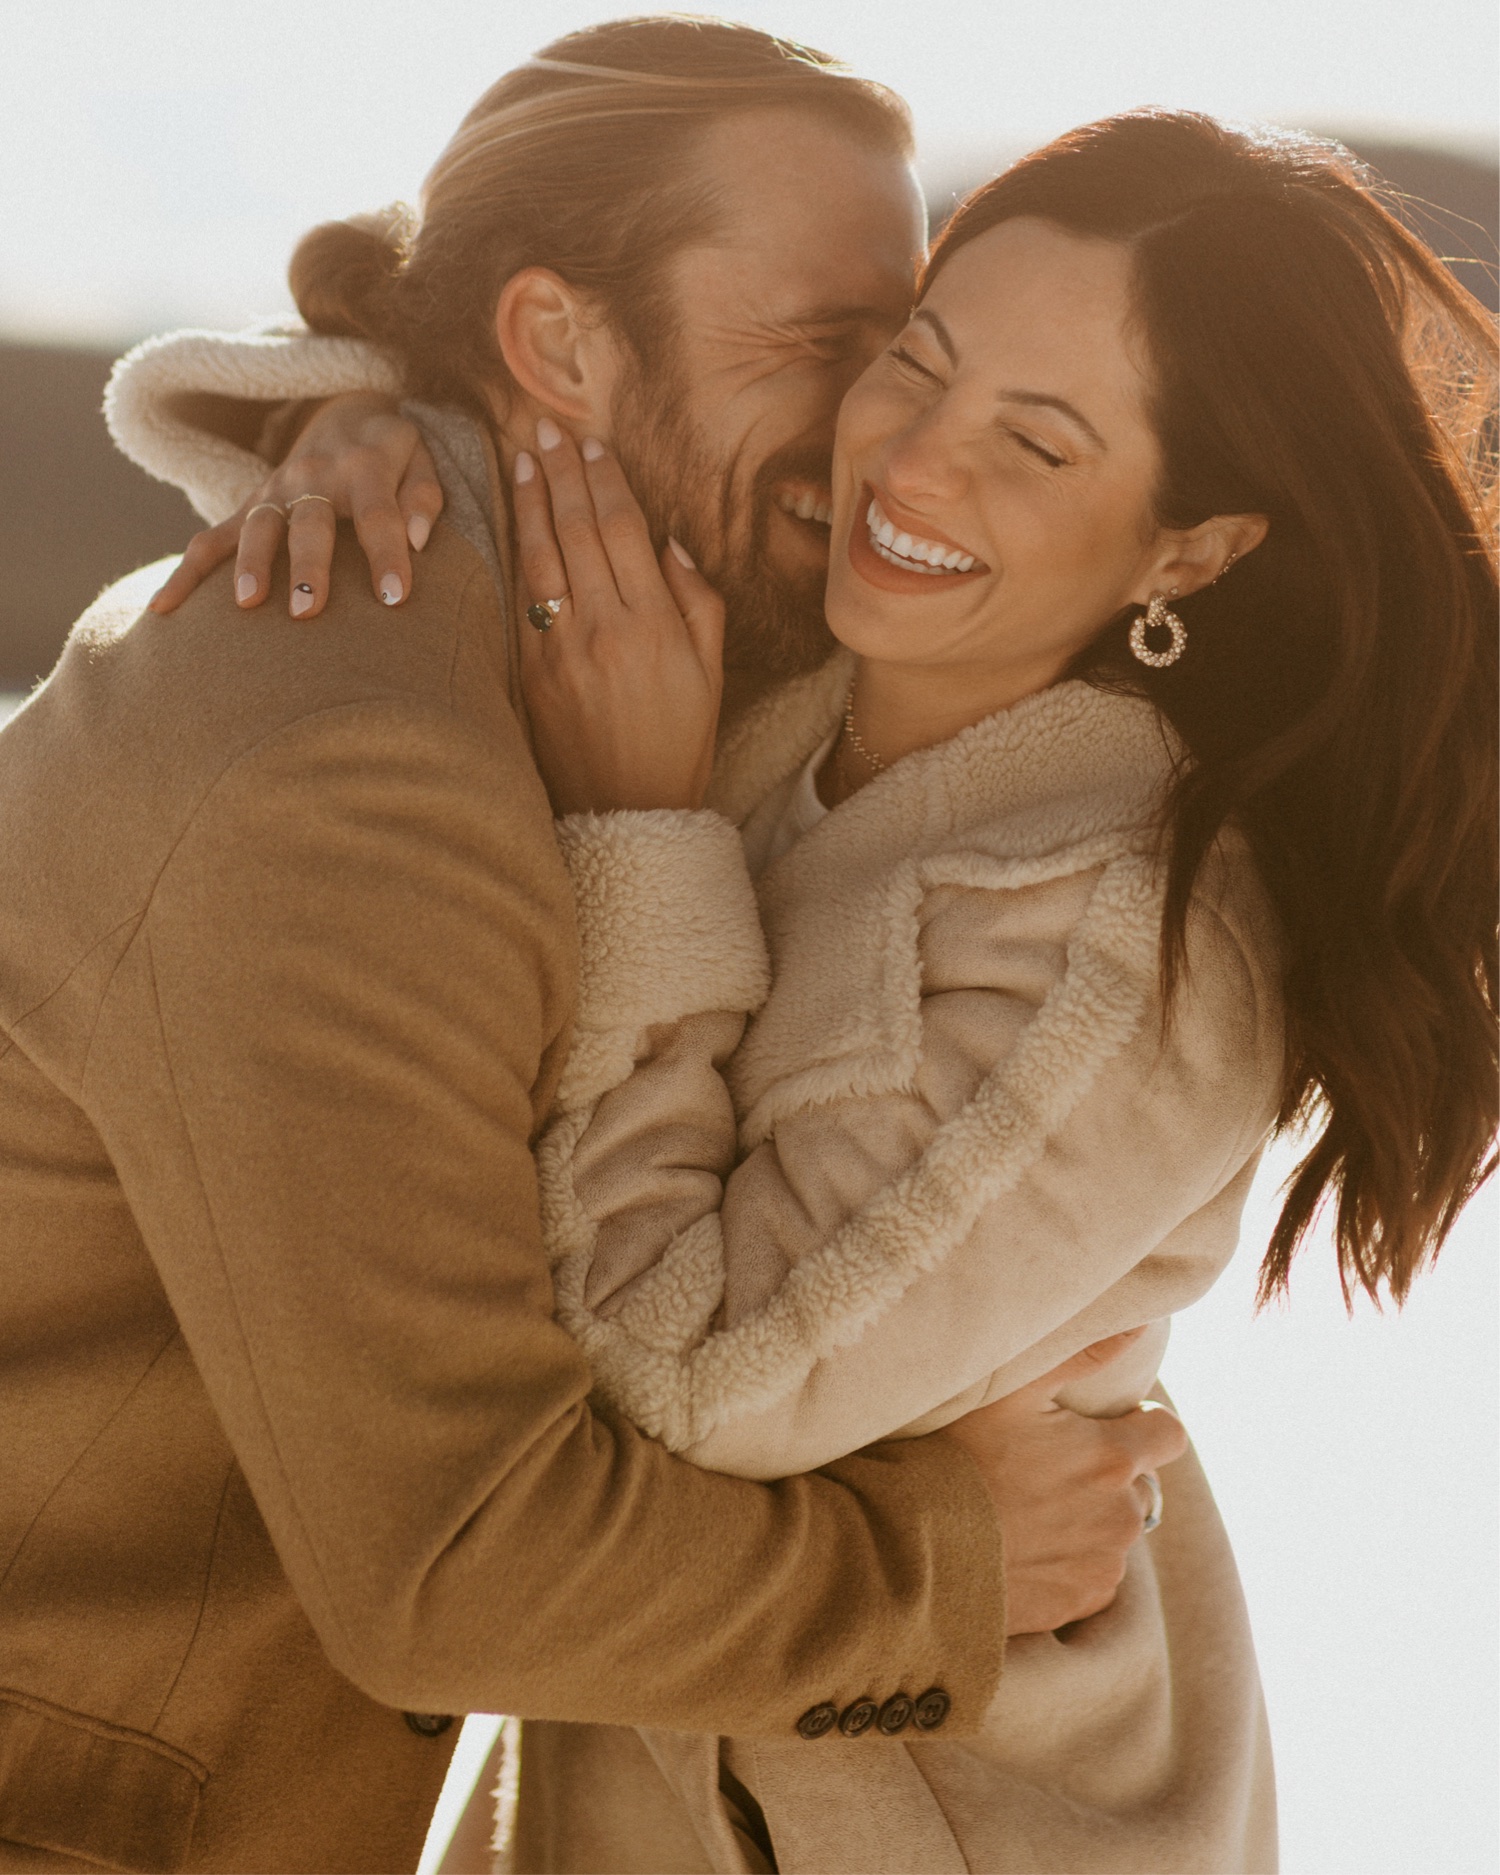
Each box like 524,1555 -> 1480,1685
678,107 -> 925,327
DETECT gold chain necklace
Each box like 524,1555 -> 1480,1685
841,681 -> 887,776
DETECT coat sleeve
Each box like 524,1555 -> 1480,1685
104,325 -> 401,522
543,809 -> 1282,1481
85,704 -> 1006,1735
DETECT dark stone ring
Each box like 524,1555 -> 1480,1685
528,596 -> 567,632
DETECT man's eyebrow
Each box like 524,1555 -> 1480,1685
785,303 -> 909,330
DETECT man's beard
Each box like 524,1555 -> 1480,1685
611,361 -> 836,681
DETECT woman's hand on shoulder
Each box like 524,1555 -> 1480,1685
516,418 -> 724,816
148,392 -> 444,619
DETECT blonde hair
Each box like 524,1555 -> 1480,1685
289,16 -> 912,412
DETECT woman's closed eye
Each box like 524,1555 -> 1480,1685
889,341 -> 943,383
1006,428 -> 1068,469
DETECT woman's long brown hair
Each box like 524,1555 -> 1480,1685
929,112 -> 1498,1304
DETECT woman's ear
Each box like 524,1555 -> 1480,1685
493,267 -> 626,434
1136,512 -> 1270,603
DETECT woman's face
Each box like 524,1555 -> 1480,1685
824,217 -> 1176,686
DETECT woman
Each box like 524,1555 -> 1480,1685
113,109 -> 1497,1875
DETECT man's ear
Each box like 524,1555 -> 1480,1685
1133,512 -> 1270,604
493,267 -> 626,435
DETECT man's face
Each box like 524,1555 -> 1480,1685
610,107 -> 926,678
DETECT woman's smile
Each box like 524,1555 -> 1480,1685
846,481 -> 989,594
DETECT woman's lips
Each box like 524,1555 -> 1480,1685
846,485 -> 988,595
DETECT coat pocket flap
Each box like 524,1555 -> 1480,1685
0,1689 -> 206,1872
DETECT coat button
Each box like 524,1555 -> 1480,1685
913,1687 -> 951,1731
403,1712 -> 455,1737
838,1698 -> 879,1737
795,1702 -> 839,1740
876,1693 -> 914,1735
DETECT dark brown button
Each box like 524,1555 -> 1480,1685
795,1702 -> 840,1740
403,1712 -> 455,1737
876,1693 -> 914,1736
913,1687 -> 951,1731
838,1697 -> 879,1737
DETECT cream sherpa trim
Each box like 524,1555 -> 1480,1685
544,850 -> 1163,1451
552,810 -> 770,1111
104,326 -> 400,523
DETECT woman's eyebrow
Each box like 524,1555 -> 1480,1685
997,390 -> 1106,451
911,307 -> 958,363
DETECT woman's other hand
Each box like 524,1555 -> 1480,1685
517,419 -> 724,815
148,393 -> 444,619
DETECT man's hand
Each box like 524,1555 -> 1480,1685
941,1329 -> 1188,1636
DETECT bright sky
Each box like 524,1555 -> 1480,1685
1,0 -> 1495,343
4,3 -> 1497,1869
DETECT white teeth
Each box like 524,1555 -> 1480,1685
777,488 -> 834,527
865,495 -> 977,577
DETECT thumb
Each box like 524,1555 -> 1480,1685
1023,1326 -> 1148,1404
661,538 -> 724,668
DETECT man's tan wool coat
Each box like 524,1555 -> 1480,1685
0,451 -> 1008,1868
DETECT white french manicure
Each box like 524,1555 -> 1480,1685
580,436 -> 605,462
379,575 -> 403,607
406,514 -> 431,551
536,417 -> 562,451
514,450 -> 535,484
236,573 -> 258,603
668,537 -> 695,569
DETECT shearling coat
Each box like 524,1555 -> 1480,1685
523,654 -> 1285,1875
0,409 -> 1007,1873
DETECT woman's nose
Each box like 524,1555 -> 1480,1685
880,410 -> 966,507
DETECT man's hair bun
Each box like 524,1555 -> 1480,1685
288,205 -> 415,346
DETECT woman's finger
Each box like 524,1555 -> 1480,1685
577,439 -> 667,605
284,497 -> 339,618
513,448 -> 570,646
658,539 -> 725,670
234,504 -> 289,609
397,442 -> 445,553
348,469 -> 412,609
148,516 -> 241,613
533,419 -> 620,613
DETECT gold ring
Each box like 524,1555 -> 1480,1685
287,493 -> 336,516
246,502 -> 288,522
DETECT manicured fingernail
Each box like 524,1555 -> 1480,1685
580,436 -> 605,462
514,450 -> 535,484
291,585 -> 315,617
380,575 -> 403,606
668,537 -> 695,569
147,589 -> 165,611
407,514 -> 431,551
536,417 -> 562,451
236,573 -> 258,604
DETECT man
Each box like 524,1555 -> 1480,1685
2,20 -> 1183,1872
